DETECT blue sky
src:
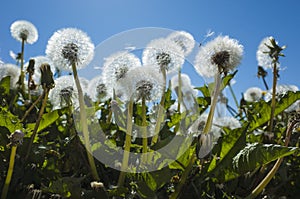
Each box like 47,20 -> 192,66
0,0 -> 299,106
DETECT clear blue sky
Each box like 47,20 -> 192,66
0,0 -> 299,104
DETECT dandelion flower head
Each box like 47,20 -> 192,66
49,75 -> 87,110
244,87 -> 263,102
122,66 -> 164,102
166,31 -> 195,56
142,38 -> 185,73
10,20 -> 38,44
256,36 -> 277,69
0,64 -> 20,89
87,75 -> 111,102
102,51 -> 141,97
194,35 -> 243,78
171,73 -> 198,96
46,28 -> 94,71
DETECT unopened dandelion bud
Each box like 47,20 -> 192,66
40,63 -> 55,89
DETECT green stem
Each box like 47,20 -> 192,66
228,84 -> 239,109
268,62 -> 278,133
20,39 -> 25,93
177,70 -> 182,112
117,98 -> 134,187
246,120 -> 296,199
25,88 -> 49,161
151,68 -> 167,145
21,94 -> 43,122
202,73 -> 222,135
169,150 -> 197,199
141,97 -> 148,165
1,146 -> 17,199
72,63 -> 100,181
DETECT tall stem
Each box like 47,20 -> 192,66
21,94 -> 43,122
177,70 -> 183,112
268,63 -> 278,133
151,68 -> 166,145
20,39 -> 25,93
202,73 -> 222,135
246,120 -> 297,199
117,98 -> 134,187
141,97 -> 148,165
228,84 -> 239,109
169,152 -> 197,199
71,63 -> 99,181
25,88 -> 49,161
1,146 -> 17,199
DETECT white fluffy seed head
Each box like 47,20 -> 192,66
194,35 -> 243,78
87,75 -> 111,102
256,36 -> 276,69
166,31 -> 195,56
121,66 -> 164,102
0,64 -> 20,88
142,38 -> 185,73
102,51 -> 141,98
244,87 -> 263,102
46,28 -> 94,71
10,20 -> 38,44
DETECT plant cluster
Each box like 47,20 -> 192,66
0,20 -> 300,199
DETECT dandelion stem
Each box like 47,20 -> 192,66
25,88 -> 49,161
228,83 -> 239,109
117,98 -> 134,187
21,94 -> 43,122
246,120 -> 297,199
71,63 -> 100,181
141,96 -> 148,165
151,67 -> 167,145
177,70 -> 182,112
268,62 -> 278,133
169,149 -> 197,199
1,146 -> 17,199
20,38 -> 25,93
202,73 -> 222,135
262,76 -> 269,90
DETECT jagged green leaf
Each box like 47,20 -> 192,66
232,143 -> 297,174
249,91 -> 300,131
0,107 -> 22,133
207,126 -> 247,181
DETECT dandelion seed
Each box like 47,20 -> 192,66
166,31 -> 195,56
0,64 -> 20,88
244,87 -> 263,102
46,28 -> 94,71
10,20 -> 38,44
194,35 -> 243,78
102,51 -> 141,98
142,38 -> 185,73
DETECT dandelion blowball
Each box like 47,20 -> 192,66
256,36 -> 275,69
46,28 -> 94,71
142,38 -> 185,73
166,31 -> 195,56
194,35 -> 243,78
0,64 -> 20,88
244,87 -> 263,102
10,20 -> 38,44
102,51 -> 141,97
